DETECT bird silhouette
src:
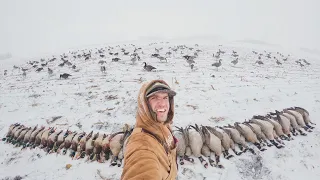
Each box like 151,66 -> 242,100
143,62 -> 156,72
231,58 -> 238,66
212,59 -> 222,71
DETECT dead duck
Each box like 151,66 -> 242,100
46,129 -> 63,153
3,123 -> 20,142
143,62 -> 156,72
50,129 -> 72,153
21,125 -> 38,148
100,134 -> 111,163
7,124 -> 23,142
33,127 -> 48,148
282,110 -> 308,135
83,132 -> 100,161
69,132 -> 86,158
117,125 -> 134,167
109,131 -> 125,167
60,73 -> 72,79
15,127 -> 32,147
216,126 -> 243,156
91,133 -> 107,162
57,131 -> 78,155
98,126 -> 132,164
222,125 -> 255,154
270,111 -> 294,139
200,125 -> 223,168
292,107 -> 315,128
243,122 -> 270,147
234,122 -> 266,151
173,126 -> 194,165
284,108 -> 313,132
39,127 -> 56,149
249,119 -> 284,148
188,125 -> 209,168
68,132 -> 86,156
74,131 -> 93,159
27,126 -> 45,147
255,115 -> 290,141
206,126 -> 235,159
11,125 -> 27,145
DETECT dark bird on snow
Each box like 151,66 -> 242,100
298,62 -> 304,67
98,60 -> 106,64
48,68 -> 53,75
112,58 -> 121,62
36,67 -> 43,72
231,58 -> 238,65
302,59 -> 311,65
60,73 -> 72,79
212,59 -> 222,70
276,59 -> 282,65
100,66 -> 106,73
190,64 -> 194,70
151,54 -> 160,58
186,58 -> 195,65
143,62 -> 156,72
256,60 -> 264,65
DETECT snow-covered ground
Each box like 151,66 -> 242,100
0,41 -> 319,180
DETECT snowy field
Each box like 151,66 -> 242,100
0,41 -> 319,180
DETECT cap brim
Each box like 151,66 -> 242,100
146,82 -> 177,98
146,89 -> 176,98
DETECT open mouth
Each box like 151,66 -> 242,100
156,109 -> 166,115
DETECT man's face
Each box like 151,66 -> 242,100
147,92 -> 170,123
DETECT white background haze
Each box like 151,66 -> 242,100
0,0 -> 319,57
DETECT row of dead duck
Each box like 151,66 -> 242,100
1,106 -> 316,169
173,106 -> 315,169
2,124 -> 132,167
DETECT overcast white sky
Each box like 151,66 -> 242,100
0,0 -> 319,57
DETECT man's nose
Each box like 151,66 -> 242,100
157,99 -> 166,106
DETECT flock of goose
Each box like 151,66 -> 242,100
2,42 -> 312,80
2,106 -> 315,169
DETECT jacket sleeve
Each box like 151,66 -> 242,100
121,149 -> 161,180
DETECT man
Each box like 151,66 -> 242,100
121,80 -> 178,180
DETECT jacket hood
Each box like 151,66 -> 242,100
135,80 -> 175,143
